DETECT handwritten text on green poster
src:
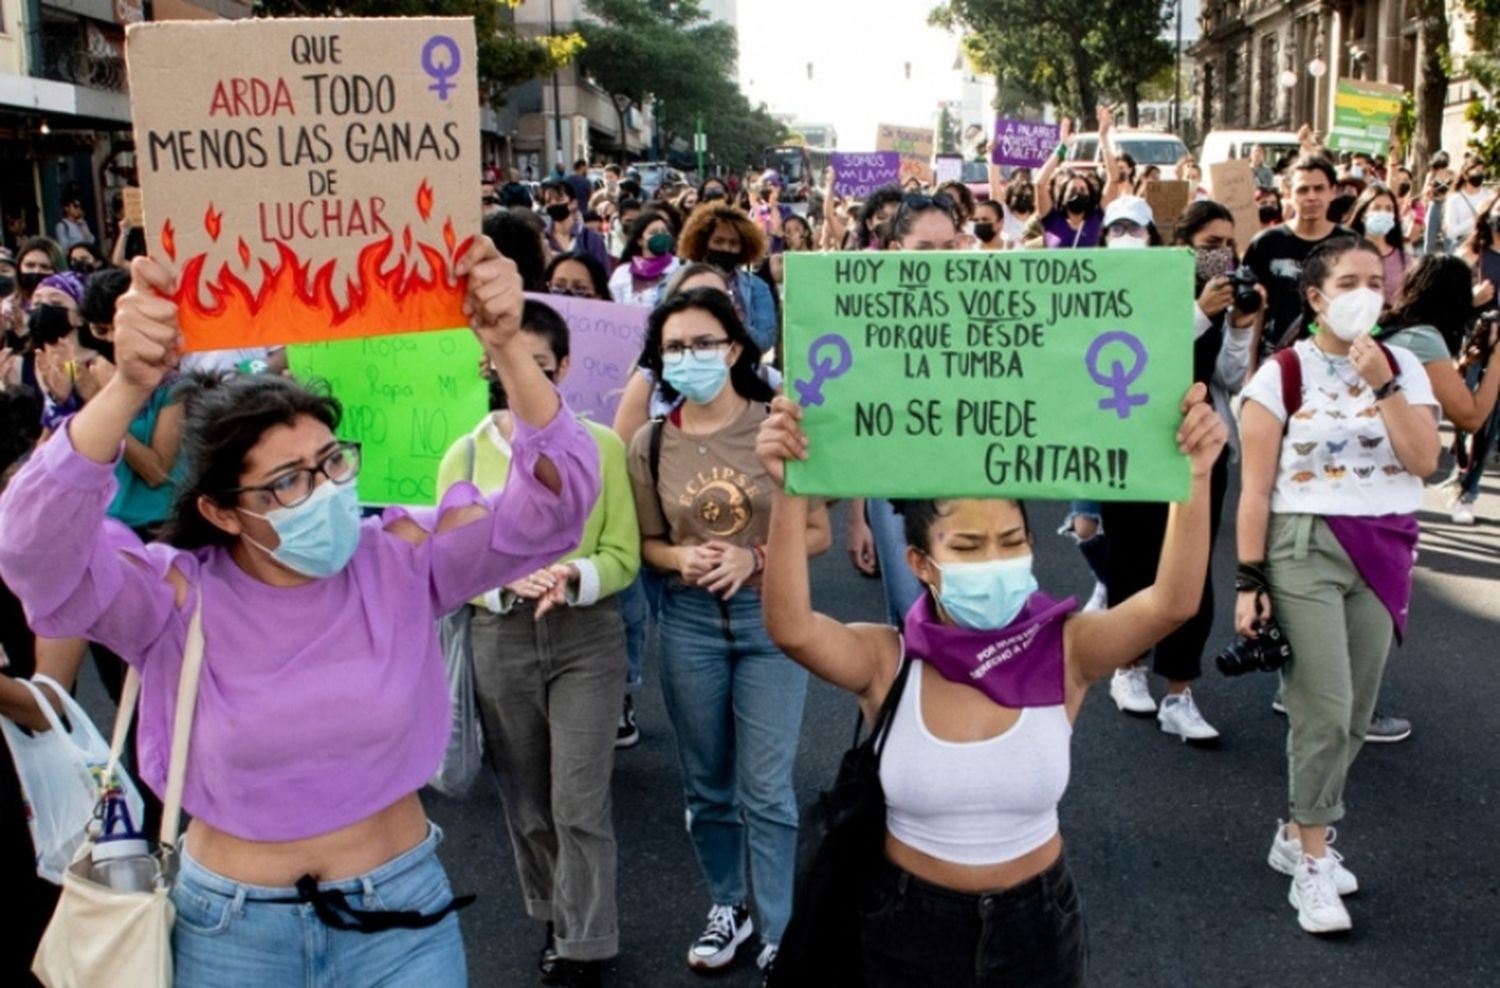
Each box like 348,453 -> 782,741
782,250 -> 1194,501
288,329 -> 485,506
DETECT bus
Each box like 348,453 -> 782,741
762,144 -> 833,203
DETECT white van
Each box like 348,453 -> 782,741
1066,130 -> 1190,179
1199,130 -> 1303,175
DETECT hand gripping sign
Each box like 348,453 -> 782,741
782,249 -> 1195,502
126,17 -> 480,352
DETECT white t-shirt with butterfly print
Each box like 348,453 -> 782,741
1240,338 -> 1438,516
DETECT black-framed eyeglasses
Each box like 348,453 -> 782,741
662,336 -> 732,363
229,441 -> 362,510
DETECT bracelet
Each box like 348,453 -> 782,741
1055,143 -> 1068,161
1235,561 -> 1269,594
1373,379 -> 1402,401
749,544 -> 766,575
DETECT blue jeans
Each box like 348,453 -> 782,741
618,574 -> 652,692
1458,363 -> 1500,500
172,824 -> 466,987
1058,500 -> 1108,585
867,499 -> 923,626
657,580 -> 809,944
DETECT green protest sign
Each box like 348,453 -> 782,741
1329,79 -> 1403,155
288,329 -> 485,506
782,250 -> 1194,501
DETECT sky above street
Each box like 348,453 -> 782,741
736,0 -> 967,148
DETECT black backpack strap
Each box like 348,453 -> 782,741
867,647 -> 914,759
647,416 -> 666,521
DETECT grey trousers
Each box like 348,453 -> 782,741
1267,514 -> 1395,827
471,600 -> 627,961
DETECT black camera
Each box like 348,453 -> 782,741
1466,311 -> 1499,366
1215,617 -> 1293,677
1226,265 -> 1263,315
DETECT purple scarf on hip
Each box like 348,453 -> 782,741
902,592 -> 1077,708
1325,513 -> 1420,642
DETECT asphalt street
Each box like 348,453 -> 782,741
64,446 -> 1499,987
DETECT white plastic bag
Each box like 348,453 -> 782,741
428,605 -> 484,798
0,674 -> 145,883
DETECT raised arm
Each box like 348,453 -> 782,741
1097,107 -> 1122,205
1064,384 -> 1227,685
1035,117 -> 1071,218
758,397 -> 901,716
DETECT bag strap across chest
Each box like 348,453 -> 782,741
1274,342 -> 1401,424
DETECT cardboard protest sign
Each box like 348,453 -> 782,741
991,119 -> 1061,168
1329,79 -> 1403,156
126,17 -> 480,352
522,292 -> 648,424
830,152 -> 901,199
1207,160 -> 1259,250
934,155 -> 963,186
1142,179 -> 1191,242
122,187 -> 144,227
288,329 -> 485,506
782,250 -> 1194,501
876,124 -> 934,186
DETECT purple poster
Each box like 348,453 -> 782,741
523,293 -> 649,424
830,151 -> 901,199
991,119 -> 1062,168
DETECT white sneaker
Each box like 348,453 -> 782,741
1157,689 -> 1220,742
1289,855 -> 1353,934
1451,501 -> 1477,525
756,941 -> 778,971
1268,820 -> 1358,896
1109,664 -> 1156,714
1084,581 -> 1108,613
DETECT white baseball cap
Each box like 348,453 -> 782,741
1102,195 -> 1154,231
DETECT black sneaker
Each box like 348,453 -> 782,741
615,695 -> 641,750
539,922 -> 558,977
686,902 -> 753,971
542,958 -> 603,988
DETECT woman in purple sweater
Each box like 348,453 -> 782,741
0,238 -> 600,986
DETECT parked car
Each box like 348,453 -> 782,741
1199,130 -> 1303,176
1066,130 -> 1190,180
962,160 -> 992,202
630,161 -> 685,196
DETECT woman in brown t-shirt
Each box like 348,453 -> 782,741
626,289 -> 830,977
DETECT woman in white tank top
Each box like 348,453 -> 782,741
754,385 -> 1228,988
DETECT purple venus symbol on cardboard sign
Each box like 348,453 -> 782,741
1085,331 -> 1149,419
421,36 -> 461,100
795,334 -> 854,407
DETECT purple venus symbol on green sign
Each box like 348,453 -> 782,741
422,36 -> 461,100
795,334 -> 853,407
1086,331 -> 1149,419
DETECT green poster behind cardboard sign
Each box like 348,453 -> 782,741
782,249 -> 1194,501
288,329 -> 485,507
1329,79 -> 1403,155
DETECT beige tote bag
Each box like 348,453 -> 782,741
32,600 -> 206,988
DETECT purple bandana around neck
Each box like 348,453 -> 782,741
630,253 -> 674,281
1324,514 -> 1419,642
902,591 -> 1077,708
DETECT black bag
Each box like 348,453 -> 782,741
769,656 -> 913,987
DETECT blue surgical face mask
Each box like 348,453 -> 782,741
240,478 -> 363,579
1363,210 -> 1397,237
662,353 -> 730,404
932,554 -> 1039,631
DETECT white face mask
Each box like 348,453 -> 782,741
1317,287 -> 1384,342
1107,233 -> 1149,250
1363,211 -> 1397,237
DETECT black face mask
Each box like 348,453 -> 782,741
17,271 -> 46,293
70,259 -> 96,276
1396,181 -> 1413,198
1064,194 -> 1091,215
1011,196 -> 1034,214
1469,173 -> 1486,187
1259,204 -> 1283,224
0,274 -> 14,298
702,188 -> 726,202
705,249 -> 740,273
545,203 -> 572,223
972,222 -> 997,243
80,323 -> 114,363
28,304 -> 76,348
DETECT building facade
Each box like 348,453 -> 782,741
0,0 -> 250,256
1190,0 -> 1485,159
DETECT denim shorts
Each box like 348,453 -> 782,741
859,853 -> 1088,988
171,822 -> 466,987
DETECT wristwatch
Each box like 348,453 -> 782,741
1373,379 -> 1402,401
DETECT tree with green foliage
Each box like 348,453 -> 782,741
575,0 -> 780,170
932,0 -> 1171,128
1461,0 -> 1500,173
937,104 -> 960,154
253,0 -> 582,106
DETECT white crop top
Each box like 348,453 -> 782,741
879,660 -> 1072,866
